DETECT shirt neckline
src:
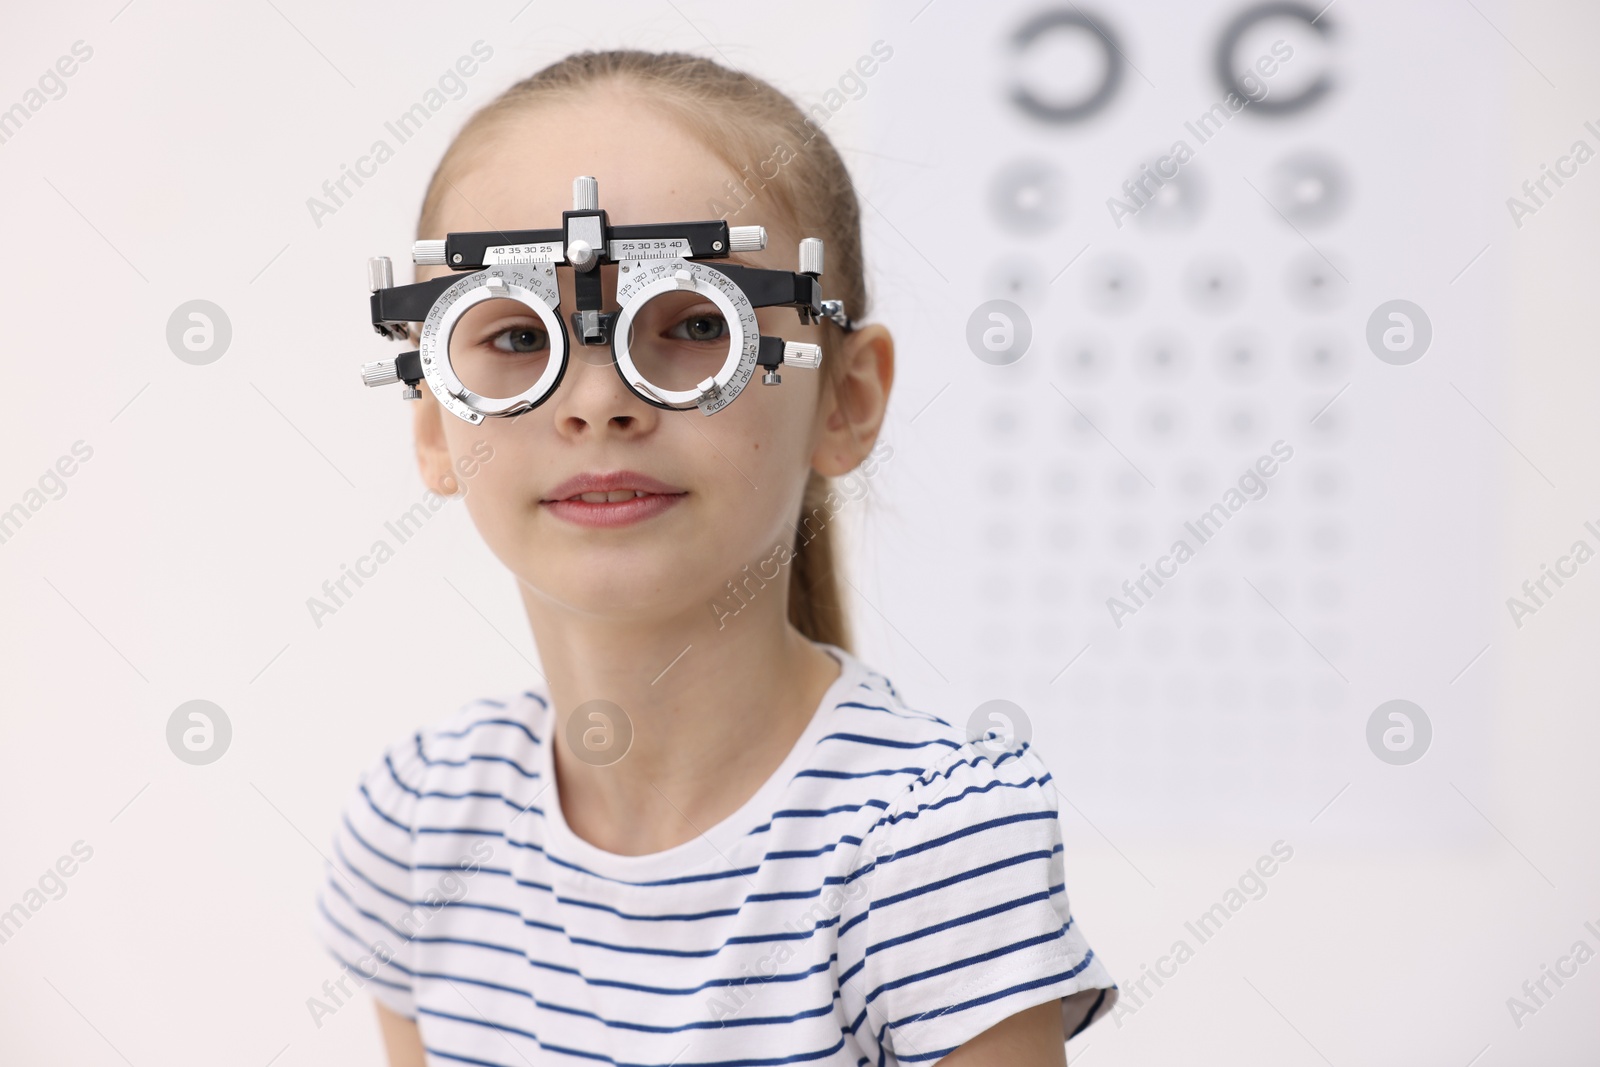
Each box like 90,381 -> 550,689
536,641 -> 867,882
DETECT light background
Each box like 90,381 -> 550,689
0,1 -> 1596,1064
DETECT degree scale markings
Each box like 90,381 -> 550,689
482,242 -> 564,265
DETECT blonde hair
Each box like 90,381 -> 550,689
416,49 -> 871,653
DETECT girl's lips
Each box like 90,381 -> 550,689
542,470 -> 686,500
541,491 -> 686,528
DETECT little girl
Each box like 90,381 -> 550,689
315,48 -> 1118,1066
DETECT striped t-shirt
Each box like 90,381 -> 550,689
313,641 -> 1119,1065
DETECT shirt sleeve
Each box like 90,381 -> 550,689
836,738 -> 1120,1064
310,734 -> 426,1020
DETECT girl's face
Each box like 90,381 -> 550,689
413,88 -> 846,625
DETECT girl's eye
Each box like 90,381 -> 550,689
668,311 -> 727,343
492,325 -> 548,354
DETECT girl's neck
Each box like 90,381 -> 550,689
527,596 -> 842,857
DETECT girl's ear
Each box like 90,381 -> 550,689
812,322 -> 894,478
412,388 -> 459,497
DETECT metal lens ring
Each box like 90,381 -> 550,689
612,258 -> 759,414
420,263 -> 567,422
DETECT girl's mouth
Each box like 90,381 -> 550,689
541,491 -> 687,528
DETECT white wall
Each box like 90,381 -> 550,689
0,1 -> 1595,1064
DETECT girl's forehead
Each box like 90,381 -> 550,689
443,104 -> 739,231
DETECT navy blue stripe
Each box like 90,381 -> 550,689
380,759 -> 547,813
421,752 -> 542,780
759,798 -> 889,827
836,699 -> 943,725
875,808 -> 1057,868
384,751 -> 425,798
419,790 -> 546,813
428,985 -> 840,1036
886,950 -> 1099,1062
495,896 -> 844,962
331,838 -> 410,908
907,742 -> 1033,793
868,926 -> 1071,1003
424,1046 -> 522,1067
820,732 -> 960,752
841,784 -> 1059,894
432,715 -> 541,746
323,875 -> 417,945
420,1005 -> 540,1042
315,896 -> 417,978
360,782 -> 413,834
866,888 -> 1054,959
415,896 -> 523,920
342,812 -> 411,873
411,714 -> 541,778
796,766 -> 935,781
318,944 -> 411,994
873,847 -> 1054,911
417,861 -> 513,876
411,959 -> 842,1031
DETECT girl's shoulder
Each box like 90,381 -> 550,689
413,689 -> 549,766
344,689 -> 550,818
817,649 -> 1065,827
